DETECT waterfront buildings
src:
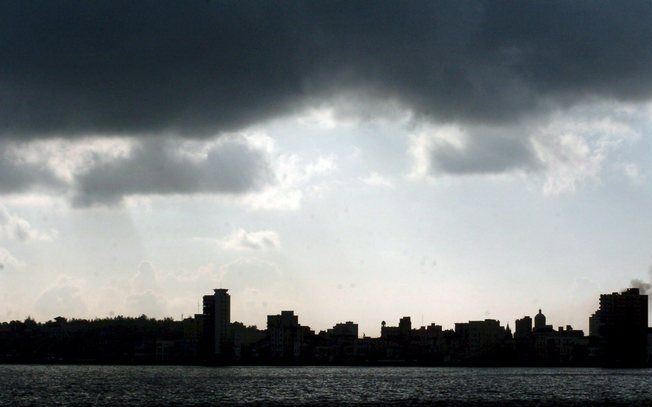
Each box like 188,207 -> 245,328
0,287 -> 649,367
172,287 -> 652,366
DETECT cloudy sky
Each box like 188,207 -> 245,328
2,0 -> 652,334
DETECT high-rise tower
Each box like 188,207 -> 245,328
202,288 -> 231,356
534,309 -> 546,331
595,288 -> 648,367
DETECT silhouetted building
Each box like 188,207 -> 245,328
231,322 -> 265,361
514,316 -> 534,363
515,316 -> 533,341
324,322 -> 358,360
533,325 -> 587,365
449,320 -> 511,364
534,309 -> 553,333
380,320 -> 398,341
594,288 -> 648,367
589,310 -> 602,338
202,289 -> 231,358
267,311 -> 301,361
648,328 -> 652,366
380,317 -> 412,344
399,317 -> 412,338
534,309 -> 545,330
328,321 -> 358,338
466,319 -> 510,362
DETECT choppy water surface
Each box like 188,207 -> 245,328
0,365 -> 651,405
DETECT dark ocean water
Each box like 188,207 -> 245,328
0,365 -> 651,405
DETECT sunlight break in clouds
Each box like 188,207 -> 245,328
243,154 -> 337,210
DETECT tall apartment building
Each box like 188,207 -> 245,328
202,289 -> 231,357
595,288 -> 648,367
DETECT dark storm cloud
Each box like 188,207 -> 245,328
71,138 -> 272,207
2,0 -> 652,139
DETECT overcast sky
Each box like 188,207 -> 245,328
1,0 -> 652,335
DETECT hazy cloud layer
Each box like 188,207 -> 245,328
221,229 -> 281,251
131,261 -> 158,292
35,277 -> 87,319
360,172 -> 394,189
219,258 -> 282,292
0,205 -> 55,241
125,290 -> 168,318
0,247 -> 23,269
2,1 -> 652,139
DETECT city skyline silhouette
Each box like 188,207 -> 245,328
1,285 -> 649,368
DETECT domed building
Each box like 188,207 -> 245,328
534,309 -> 553,332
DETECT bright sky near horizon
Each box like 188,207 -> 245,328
1,1 -> 652,336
